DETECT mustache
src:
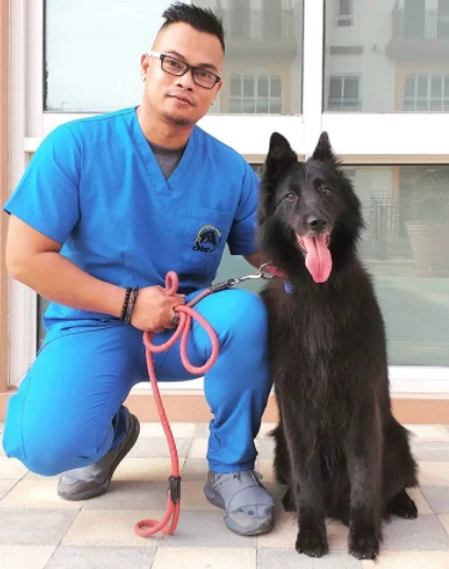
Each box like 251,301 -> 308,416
167,91 -> 195,106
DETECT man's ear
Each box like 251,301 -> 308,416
264,132 -> 297,183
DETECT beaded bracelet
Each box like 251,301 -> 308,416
119,287 -> 132,322
124,287 -> 140,324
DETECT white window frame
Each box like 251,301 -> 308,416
8,0 -> 449,394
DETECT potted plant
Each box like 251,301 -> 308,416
406,166 -> 449,272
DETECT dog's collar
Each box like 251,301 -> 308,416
262,264 -> 294,294
262,264 -> 288,279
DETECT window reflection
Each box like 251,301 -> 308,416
325,0 -> 449,112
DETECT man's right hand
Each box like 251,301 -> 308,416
130,286 -> 185,333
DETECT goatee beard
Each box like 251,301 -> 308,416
162,112 -> 192,127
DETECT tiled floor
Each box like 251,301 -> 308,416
1,422 -> 449,569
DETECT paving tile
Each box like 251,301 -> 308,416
62,510 -> 164,547
63,508 -> 256,548
256,459 -> 276,483
259,549 -> 362,569
188,438 -> 208,458
24,471 -> 59,481
406,425 -> 449,442
0,457 -> 28,479
0,479 -> 83,510
362,551 -> 449,568
139,422 -> 197,439
257,512 -> 348,551
194,423 -> 210,438
380,514 -> 449,551
45,546 -> 156,569
412,441 -> 449,462
0,545 -> 56,569
0,478 -> 18,499
81,480 -> 215,511
157,510 -> 257,549
407,487 -> 433,515
152,547 -> 256,569
257,423 -> 277,440
418,462 -> 449,486
439,514 -> 449,536
127,437 -> 191,459
181,457 -> 209,481
255,437 -> 275,458
114,457 -> 186,482
0,508 -> 79,545
421,486 -> 449,514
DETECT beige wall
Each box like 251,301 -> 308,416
0,0 -> 10,416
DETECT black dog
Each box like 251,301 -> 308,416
257,132 -> 419,560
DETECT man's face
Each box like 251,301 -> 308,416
141,22 -> 223,128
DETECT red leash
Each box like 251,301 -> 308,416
133,264 -> 281,538
134,271 -> 219,537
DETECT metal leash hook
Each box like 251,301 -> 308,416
209,263 -> 274,293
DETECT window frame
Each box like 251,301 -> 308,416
8,0 -> 449,393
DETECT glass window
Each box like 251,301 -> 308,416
337,0 -> 354,27
327,75 -> 361,110
403,73 -> 449,111
39,164 -> 449,367
44,0 -> 303,114
325,0 -> 449,112
230,73 -> 283,114
216,164 -> 449,368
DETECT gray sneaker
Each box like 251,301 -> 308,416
57,413 -> 140,501
204,470 -> 275,536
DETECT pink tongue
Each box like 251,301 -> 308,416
299,234 -> 332,283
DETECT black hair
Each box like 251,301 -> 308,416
161,2 -> 225,52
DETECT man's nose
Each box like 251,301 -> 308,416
176,70 -> 195,90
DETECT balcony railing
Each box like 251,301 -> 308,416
392,8 -> 449,40
219,8 -> 295,43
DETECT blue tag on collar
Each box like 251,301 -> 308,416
284,280 -> 294,294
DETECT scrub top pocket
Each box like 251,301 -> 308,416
181,206 -> 234,274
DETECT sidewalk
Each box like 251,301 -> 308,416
1,421 -> 449,568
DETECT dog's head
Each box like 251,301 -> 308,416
258,132 -> 364,284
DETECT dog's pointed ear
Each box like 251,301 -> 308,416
312,131 -> 335,162
265,132 -> 297,182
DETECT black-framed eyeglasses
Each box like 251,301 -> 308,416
147,51 -> 221,90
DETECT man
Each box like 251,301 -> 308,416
2,2 -> 274,536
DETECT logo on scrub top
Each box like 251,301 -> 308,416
192,225 -> 221,253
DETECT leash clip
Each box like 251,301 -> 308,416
210,264 -> 274,293
169,475 -> 182,504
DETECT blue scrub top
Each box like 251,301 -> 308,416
4,107 -> 260,328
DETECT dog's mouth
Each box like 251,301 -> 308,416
297,233 -> 332,284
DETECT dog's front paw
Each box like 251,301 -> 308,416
296,528 -> 329,558
349,530 -> 380,560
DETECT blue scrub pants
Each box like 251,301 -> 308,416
2,289 -> 271,476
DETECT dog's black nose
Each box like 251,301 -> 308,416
306,216 -> 328,232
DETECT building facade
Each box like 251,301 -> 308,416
1,0 -> 449,421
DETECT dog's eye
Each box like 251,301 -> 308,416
321,187 -> 331,196
285,192 -> 297,201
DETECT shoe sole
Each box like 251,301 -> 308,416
203,481 -> 275,536
58,414 -> 140,501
